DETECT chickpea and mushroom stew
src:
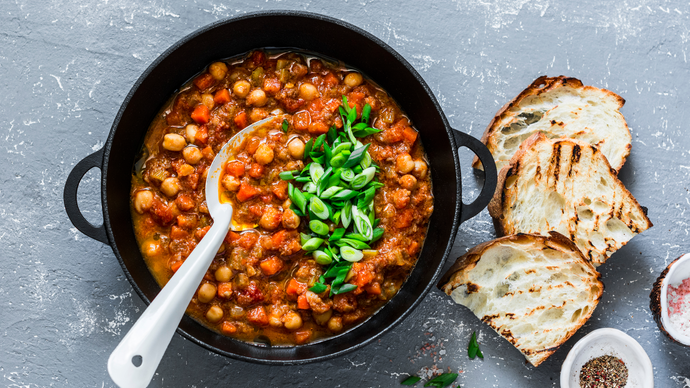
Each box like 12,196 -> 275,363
130,50 -> 433,345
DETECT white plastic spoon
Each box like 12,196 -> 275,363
107,115 -> 281,388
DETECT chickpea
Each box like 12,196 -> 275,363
201,93 -> 215,110
222,175 -> 240,192
400,174 -> 418,190
283,311 -> 303,330
208,61 -> 228,80
176,163 -> 194,177
396,153 -> 414,174
249,108 -> 268,122
160,177 -> 181,197
134,190 -> 153,214
327,316 -> 343,332
298,83 -> 319,101
182,146 -> 203,164
281,208 -> 301,229
413,160 -> 428,178
287,138 -> 305,159
344,72 -> 363,88
313,309 -> 332,326
215,266 -> 232,282
233,80 -> 251,98
185,124 -> 199,144
141,239 -> 161,257
259,207 -> 282,231
269,315 -> 283,328
254,143 -> 274,165
206,305 -> 224,323
162,133 -> 186,151
246,89 -> 268,106
198,283 -> 217,303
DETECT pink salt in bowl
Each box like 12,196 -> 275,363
650,253 -> 690,346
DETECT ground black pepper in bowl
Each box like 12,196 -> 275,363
579,355 -> 629,388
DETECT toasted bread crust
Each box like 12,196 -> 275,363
440,232 -> 604,366
472,75 -> 630,171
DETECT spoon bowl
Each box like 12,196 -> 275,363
107,115 -> 280,388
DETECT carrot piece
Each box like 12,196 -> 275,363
225,231 -> 240,244
294,330 -> 311,344
365,282 -> 382,295
238,232 -> 259,250
191,104 -> 210,124
323,72 -> 338,88
286,279 -> 307,296
220,321 -> 237,335
352,262 -> 375,288
195,225 -> 211,240
201,146 -> 214,161
407,240 -> 420,255
271,230 -> 288,248
394,208 -> 414,229
234,111 -> 248,129
225,161 -> 245,177
308,121 -> 329,135
213,89 -> 231,104
236,182 -> 259,202
402,126 -> 418,144
260,256 -> 284,276
175,194 -> 195,211
170,226 -> 188,240
247,306 -> 269,326
170,260 -> 183,272
293,111 -> 310,131
271,180 -> 288,200
194,125 -> 209,145
217,282 -> 233,299
176,214 -> 198,229
193,73 -> 215,90
297,294 -> 310,310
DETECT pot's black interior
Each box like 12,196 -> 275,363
102,11 -> 461,364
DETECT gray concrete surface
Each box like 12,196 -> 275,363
2,0 -> 690,386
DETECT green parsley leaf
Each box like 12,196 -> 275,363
282,119 -> 289,133
401,376 -> 421,385
424,373 -> 458,388
468,331 -> 483,359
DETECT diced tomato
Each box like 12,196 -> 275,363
286,279 -> 307,296
407,241 -> 420,255
234,111 -> 248,129
294,330 -> 311,344
201,146 -> 214,160
176,214 -> 198,229
225,231 -> 240,244
347,90 -> 365,111
293,110 -> 310,131
194,125 -> 209,144
260,194 -> 273,204
352,262 -> 375,288
238,232 -> 259,250
247,306 -> 269,326
213,89 -> 231,104
323,72 -> 339,88
308,122 -> 329,135
182,172 -> 200,190
262,78 -> 281,95
195,225 -> 211,240
170,225 -> 188,240
237,182 -> 260,202
282,97 -> 305,113
175,194 -> 195,211
235,281 -> 264,306
151,198 -> 174,224
271,230 -> 288,247
297,294 -> 310,310
248,163 -> 264,178
402,126 -> 418,144
365,282 -> 382,295
248,204 -> 264,218
191,104 -> 210,124
325,97 -> 341,113
271,180 -> 288,200
251,51 -> 266,66
225,160 -> 245,177
394,208 -> 414,229
193,73 -> 215,90
220,321 -> 237,335
217,282 -> 233,299
260,256 -> 284,276
170,260 -> 183,272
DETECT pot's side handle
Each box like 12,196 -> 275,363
451,130 -> 497,223
63,148 -> 109,245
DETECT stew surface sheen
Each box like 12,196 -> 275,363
130,50 -> 433,345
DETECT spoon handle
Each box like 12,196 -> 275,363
107,210 -> 231,388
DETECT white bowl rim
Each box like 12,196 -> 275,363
660,253 -> 690,346
559,328 -> 653,388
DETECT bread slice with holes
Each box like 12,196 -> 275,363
472,76 -> 631,172
439,232 -> 604,367
489,133 -> 652,266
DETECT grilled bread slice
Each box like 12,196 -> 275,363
488,133 -> 652,266
439,232 -> 603,367
472,76 -> 631,172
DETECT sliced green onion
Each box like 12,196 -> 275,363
351,166 -> 376,190
334,283 -> 357,295
303,182 -> 317,194
352,127 -> 382,138
359,150 -> 372,169
371,227 -> 384,243
332,142 -> 352,155
331,189 -> 357,201
309,197 -> 329,220
313,250 -> 332,265
303,138 -> 314,158
282,119 -> 289,133
309,163 -> 324,183
340,168 -> 355,182
357,186 -> 376,209
323,142 -> 332,167
329,228 -> 346,242
352,205 -> 373,240
294,176 -> 311,183
317,167 -> 333,196
309,220 -> 329,235
330,153 -> 347,168
344,233 -> 368,242
340,245 -> 364,262
341,200 -> 353,229
290,204 -> 304,217
279,170 -> 297,180
288,183 -> 307,214
336,238 -> 371,250
362,103 -> 371,123
313,134 -> 325,152
343,143 -> 371,168
327,126 -> 338,145
302,237 -> 324,251
330,209 -> 341,225
320,186 -> 343,199
309,282 -> 328,293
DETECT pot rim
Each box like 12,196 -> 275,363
98,10 -> 465,364
660,253 -> 690,346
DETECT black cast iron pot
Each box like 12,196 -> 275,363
63,11 -> 497,364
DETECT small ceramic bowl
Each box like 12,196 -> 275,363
650,253 -> 690,346
560,328 -> 654,388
